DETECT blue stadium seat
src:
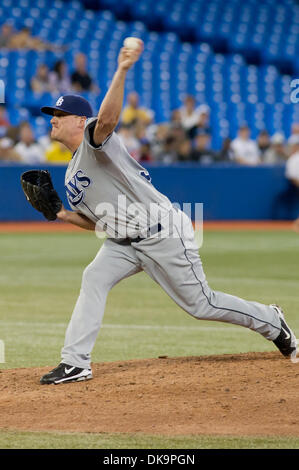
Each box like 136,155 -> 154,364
0,0 -> 298,149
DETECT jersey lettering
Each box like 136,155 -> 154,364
65,170 -> 91,207
140,169 -> 151,183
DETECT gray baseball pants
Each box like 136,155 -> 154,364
61,208 -> 281,368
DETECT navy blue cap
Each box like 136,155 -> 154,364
41,94 -> 93,117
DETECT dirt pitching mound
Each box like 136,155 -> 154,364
1,352 -> 299,437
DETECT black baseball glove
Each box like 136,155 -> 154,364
21,169 -> 62,221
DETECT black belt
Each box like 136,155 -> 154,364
133,222 -> 162,242
116,223 -> 163,245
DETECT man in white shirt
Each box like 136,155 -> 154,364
180,96 -> 210,139
230,124 -> 261,166
263,132 -> 287,164
14,122 -> 45,164
285,135 -> 299,230
285,135 -> 299,186
117,123 -> 141,161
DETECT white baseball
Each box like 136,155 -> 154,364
123,37 -> 141,50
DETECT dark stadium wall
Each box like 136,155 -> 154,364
1,164 -> 298,221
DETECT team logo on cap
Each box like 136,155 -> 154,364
56,96 -> 64,107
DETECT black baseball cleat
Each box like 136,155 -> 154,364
40,363 -> 93,385
271,305 -> 299,363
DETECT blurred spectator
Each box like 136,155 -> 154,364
122,92 -> 153,126
45,141 -> 72,164
171,123 -> 187,151
179,96 -> 210,139
157,135 -> 178,164
134,122 -> 154,162
291,123 -> 299,136
117,123 -> 141,160
197,104 -> 211,132
9,27 -> 33,49
263,133 -> 287,164
285,135 -> 299,187
177,139 -> 192,162
287,123 -> 299,156
14,122 -> 45,164
8,26 -> 59,51
230,125 -> 261,166
218,137 -> 234,161
144,122 -> 157,145
38,129 -> 52,152
49,60 -> 72,95
0,106 -> 10,137
150,112 -> 185,160
170,109 -> 182,128
134,121 -> 148,142
150,124 -> 170,160
191,129 -> 217,164
0,23 -> 13,48
257,130 -> 271,156
0,137 -> 21,161
139,139 -> 153,162
31,64 -> 55,94
71,53 -> 97,92
284,135 -> 299,224
6,125 -> 19,144
179,95 -> 198,138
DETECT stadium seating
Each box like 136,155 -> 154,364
0,0 -> 298,149
84,0 -> 299,74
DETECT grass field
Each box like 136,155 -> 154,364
1,228 -> 299,449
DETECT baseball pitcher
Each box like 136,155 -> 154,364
22,40 -> 297,384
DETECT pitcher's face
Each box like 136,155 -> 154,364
50,111 -> 84,142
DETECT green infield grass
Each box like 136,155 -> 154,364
0,429 -> 298,449
1,229 -> 299,449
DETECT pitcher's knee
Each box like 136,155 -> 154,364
186,285 -> 214,319
81,263 -> 113,292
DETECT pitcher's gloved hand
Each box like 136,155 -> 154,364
21,169 -> 62,221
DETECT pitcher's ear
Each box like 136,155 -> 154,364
79,116 -> 87,128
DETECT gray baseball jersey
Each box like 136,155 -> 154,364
60,117 -> 282,370
65,117 -> 172,238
